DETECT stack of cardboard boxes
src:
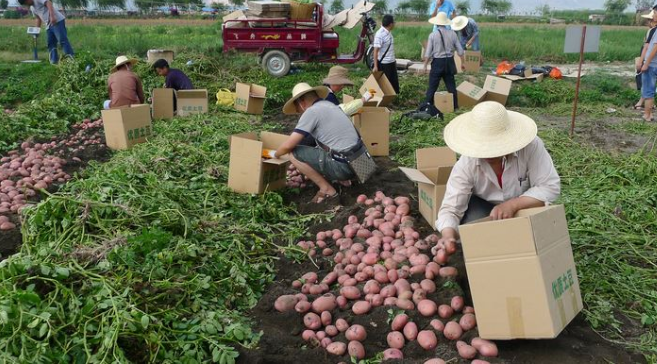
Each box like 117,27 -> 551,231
456,75 -> 512,110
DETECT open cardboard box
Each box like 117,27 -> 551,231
228,131 -> 290,194
359,71 -> 396,107
459,205 -> 583,340
235,83 -> 267,115
399,147 -> 456,229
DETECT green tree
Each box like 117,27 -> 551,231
95,0 -> 125,9
56,0 -> 88,9
230,0 -> 245,9
409,0 -> 428,16
330,0 -> 343,14
455,0 -> 469,15
0,0 -> 8,9
537,4 -> 550,17
373,0 -> 387,16
604,0 -> 631,13
481,0 -> 511,15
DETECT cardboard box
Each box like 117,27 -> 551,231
177,89 -> 208,117
483,75 -> 513,106
284,0 -> 314,20
399,147 -> 456,229
228,131 -> 290,194
434,91 -> 454,113
502,73 -> 544,83
101,104 -> 152,150
459,205 -> 583,340
457,81 -> 487,108
235,83 -> 267,115
151,88 -> 174,120
463,51 -> 481,73
359,71 -> 397,107
147,49 -> 174,65
352,107 -> 390,156
223,10 -> 248,28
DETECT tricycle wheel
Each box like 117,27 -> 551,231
261,50 -> 291,77
364,45 -> 374,70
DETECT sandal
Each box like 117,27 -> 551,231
312,191 -> 338,204
642,115 -> 654,122
633,105 -> 644,110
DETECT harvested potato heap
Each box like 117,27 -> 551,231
274,191 -> 499,363
0,118 -> 104,231
286,164 -> 310,189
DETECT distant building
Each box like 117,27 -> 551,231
588,14 -> 605,22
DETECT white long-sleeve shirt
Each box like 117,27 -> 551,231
436,137 -> 561,232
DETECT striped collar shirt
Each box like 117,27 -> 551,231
373,27 -> 396,64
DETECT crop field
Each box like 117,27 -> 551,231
0,19 -> 656,364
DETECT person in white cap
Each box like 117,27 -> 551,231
634,9 -> 657,110
641,5 -> 657,121
424,12 -> 464,109
435,101 -> 561,246
105,56 -> 144,109
428,0 -> 456,32
262,83 -> 365,203
451,15 -> 479,51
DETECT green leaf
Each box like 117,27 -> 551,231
141,315 -> 150,329
212,348 -> 221,362
55,267 -> 70,278
28,318 -> 40,329
38,323 -> 48,338
40,265 -> 51,276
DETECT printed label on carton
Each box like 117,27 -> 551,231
127,125 -> 152,141
551,268 -> 576,300
420,189 -> 434,210
181,105 -> 205,113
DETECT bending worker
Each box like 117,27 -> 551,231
451,15 -> 480,51
424,12 -> 464,110
323,66 -> 354,105
105,56 -> 144,109
262,83 -> 364,203
435,101 -> 561,247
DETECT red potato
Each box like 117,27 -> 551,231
387,331 -> 405,349
321,311 -> 332,326
382,197 -> 394,206
352,301 -> 371,315
443,321 -> 463,340
451,296 -> 465,312
434,249 -> 448,265
317,240 -> 327,249
312,294 -> 337,313
394,279 -> 411,293
356,195 -> 367,204
295,293 -> 308,302
472,361 -> 491,364
304,313 -> 322,330
417,330 -> 438,350
403,321 -> 418,341
391,314 -> 409,331
292,280 -> 302,289
348,341 -> 365,359
320,337 -> 332,348
345,324 -> 367,341
383,348 -> 403,360
344,227 -> 357,238
412,289 -> 427,304
460,313 -> 477,331
374,271 -> 389,284
420,279 -> 436,293
438,305 -> 454,319
471,338 -> 499,357
0,222 -> 15,231
363,280 -> 381,295
361,253 -> 378,265
321,272 -> 338,285
302,330 -> 316,342
364,199 -> 375,206
444,240 -> 457,254
410,265 -> 426,276
384,297 -> 398,306
351,243 -> 365,252
387,268 -> 398,283
371,294 -> 384,307
348,215 -> 359,224
343,278 -> 357,286
456,340 -> 477,359
316,331 -> 327,341
325,325 -> 338,337
274,295 -> 298,312
332,229 -> 343,240
326,342 -> 347,356
439,267 -> 458,278
423,359 -> 446,364
357,229 -> 372,239
316,232 -> 327,241
309,285 -> 323,295
336,318 -> 349,332
362,266 -> 375,277
301,272 -> 318,284
295,300 -> 311,313
394,196 -> 410,205
464,306 -> 475,314
418,300 -> 437,317
341,286 -> 360,300
430,319 -> 445,332
398,291 -> 412,300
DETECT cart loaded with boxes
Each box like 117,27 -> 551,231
222,0 -> 377,77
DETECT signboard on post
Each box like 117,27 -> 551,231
564,25 -> 601,137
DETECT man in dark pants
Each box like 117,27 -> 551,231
372,14 -> 399,94
424,12 -> 464,109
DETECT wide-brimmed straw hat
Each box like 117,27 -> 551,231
283,83 -> 329,115
429,12 -> 451,26
111,55 -> 138,73
641,10 -> 654,19
323,66 -> 354,86
451,16 -> 469,31
443,101 -> 537,158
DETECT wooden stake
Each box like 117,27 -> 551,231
570,25 -> 587,137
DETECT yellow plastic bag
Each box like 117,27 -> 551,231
216,89 -> 235,106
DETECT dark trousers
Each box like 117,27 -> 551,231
461,195 -> 496,224
380,62 -> 400,94
425,57 -> 458,109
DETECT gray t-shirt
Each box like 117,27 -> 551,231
647,32 -> 657,67
294,100 -> 359,152
31,0 -> 65,29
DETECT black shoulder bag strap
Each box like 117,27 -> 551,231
378,33 -> 392,63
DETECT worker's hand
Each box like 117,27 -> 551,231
642,63 -> 650,72
49,13 -> 57,27
423,64 -> 428,72
362,90 -> 373,102
261,149 -> 277,159
431,236 -> 457,256
372,65 -> 378,73
461,64 -> 466,71
490,200 -> 518,220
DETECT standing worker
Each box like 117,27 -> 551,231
423,12 -> 464,110
18,0 -> 74,64
372,14 -> 400,95
641,6 -> 657,122
451,16 -> 480,51
104,56 -> 145,109
634,9 -> 657,110
152,59 -> 194,91
428,0 -> 456,32
435,101 -> 561,248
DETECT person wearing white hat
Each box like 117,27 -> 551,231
451,15 -> 480,51
641,5 -> 657,121
634,9 -> 657,110
434,102 -> 561,246
105,56 -> 144,109
424,12 -> 465,109
428,0 -> 456,32
262,83 -> 364,203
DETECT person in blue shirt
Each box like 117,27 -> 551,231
452,16 -> 480,51
429,0 -> 456,32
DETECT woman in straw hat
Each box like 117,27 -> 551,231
323,66 -> 355,105
434,101 -> 561,247
423,12 -> 464,110
105,56 -> 144,109
262,83 -> 364,203
451,15 -> 479,51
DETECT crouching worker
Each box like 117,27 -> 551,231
435,101 -> 560,247
104,56 -> 144,109
263,83 -> 364,203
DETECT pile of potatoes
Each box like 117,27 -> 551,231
0,118 -> 104,231
286,164 -> 310,189
275,191 -> 499,363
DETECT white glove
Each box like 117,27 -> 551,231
362,91 -> 373,102
268,150 -> 277,159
